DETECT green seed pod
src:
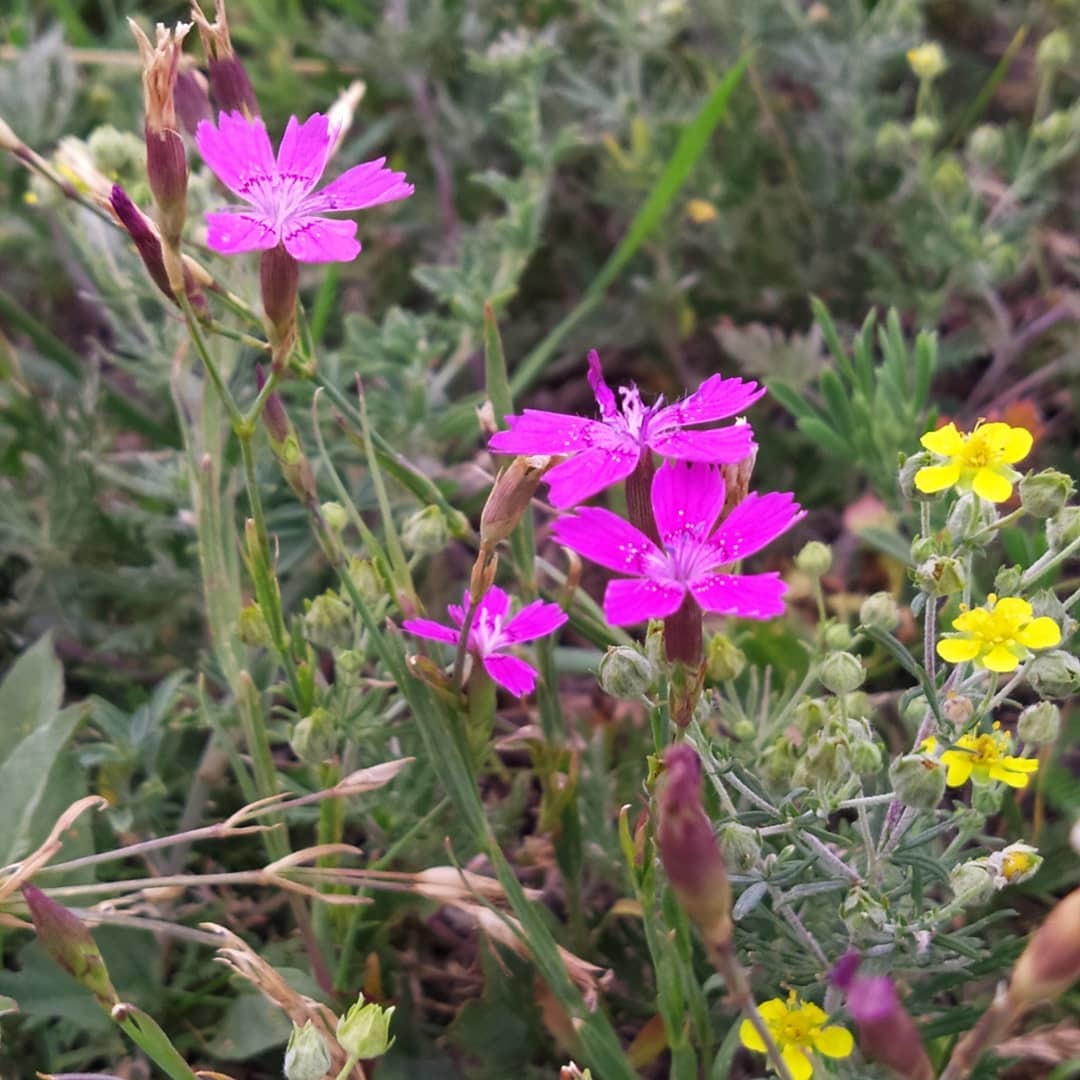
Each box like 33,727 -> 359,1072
949,860 -> 995,909
913,556 -> 966,597
1028,650 -> 1080,699
717,822 -> 761,874
819,652 -> 865,695
401,506 -> 450,557
823,622 -> 855,651
890,753 -> 946,810
860,592 -> 900,633
846,719 -> 884,775
1018,701 -> 1061,746
321,501 -> 349,533
795,541 -> 832,578
1020,469 -> 1075,519
347,557 -> 384,608
705,634 -> 747,683
597,646 -> 656,699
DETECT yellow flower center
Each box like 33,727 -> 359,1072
1001,850 -> 1034,881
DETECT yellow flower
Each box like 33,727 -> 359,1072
907,42 -> 947,81
914,421 -> 1032,502
739,991 -> 853,1080
987,842 -> 1041,887
937,594 -> 1061,673
922,723 -> 1039,789
686,198 -> 718,223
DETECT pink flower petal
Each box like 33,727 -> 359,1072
604,578 -> 686,625
276,114 -> 332,191
482,653 -> 539,696
648,423 -> 756,464
587,349 -> 618,418
474,585 -> 512,624
308,158 -> 415,212
651,462 -> 726,546
502,599 -> 568,644
196,111 -> 276,199
552,509 -> 658,574
689,571 -> 788,618
205,210 -> 278,254
281,215 -> 361,262
487,411 -> 603,455
402,617 -> 460,645
652,374 -> 765,430
544,445 -> 639,507
708,492 -> 804,563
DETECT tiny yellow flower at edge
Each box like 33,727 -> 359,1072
936,593 -> 1061,673
739,990 -> 853,1080
923,723 -> 1039,789
914,420 -> 1033,503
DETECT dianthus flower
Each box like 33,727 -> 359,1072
487,351 -> 764,507
195,111 -> 413,262
914,420 -> 1032,503
739,990 -> 853,1080
937,593 -> 1060,673
987,842 -> 1042,888
402,586 -> 566,697
551,461 -> 803,626
922,722 -> 1038,789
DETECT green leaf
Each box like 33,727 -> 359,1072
206,993 -> 292,1060
0,634 -> 63,763
795,416 -> 851,457
767,379 -> 822,424
819,368 -> 856,437
810,295 -> 855,385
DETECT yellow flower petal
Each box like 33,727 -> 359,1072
972,467 -> 1014,503
921,736 -> 938,752
757,998 -> 789,1024
997,426 -> 1033,464
739,1017 -> 767,1053
812,1025 -> 855,1058
921,422 -> 964,456
781,1044 -> 814,1080
914,463 -> 961,493
943,754 -> 973,787
991,759 -> 1038,788
981,643 -> 1021,673
1018,617 -> 1061,650
951,608 -> 986,633
798,1002 -> 829,1027
994,596 -> 1033,621
938,637 -> 981,663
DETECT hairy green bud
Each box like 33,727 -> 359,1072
994,564 -> 1024,596
910,115 -> 941,144
1048,506 -> 1080,551
284,1020 -> 332,1080
303,591 -> 353,650
899,452 -> 933,500
597,646 -> 656,699
913,555 -> 966,597
1018,701 -> 1061,746
1036,29 -> 1072,72
717,822 -> 761,874
971,783 -> 1004,816
1020,469 -> 1075,519
819,652 -> 865,695
860,592 -> 900,633
947,492 -> 997,540
321,501 -> 349,534
705,634 -> 747,683
346,557 -> 383,608
290,708 -> 338,765
1027,650 -> 1080,699
967,124 -> 1005,167
401,506 -> 450,557
823,622 -> 855,651
907,42 -> 947,81
795,541 -> 832,578
949,860 -> 995,909
890,753 -> 946,810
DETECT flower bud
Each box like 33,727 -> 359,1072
1020,469 -> 1075,519
907,42 -> 947,81
284,1020 -> 332,1080
303,591 -> 353,650
913,556 -> 965,597
480,455 -> 550,547
597,646 -> 656,699
257,366 -> 317,506
994,564 -> 1023,596
910,115 -> 940,144
949,860 -> 996,909
968,124 -> 1005,168
657,745 -> 732,949
1036,29 -> 1072,73
795,540 -> 832,578
1048,506 -> 1080,551
401,506 -> 450,557
819,652 -> 865,695
717,822 -> 760,874
192,0 -> 259,117
260,244 -> 299,364
237,602 -> 272,647
560,1065 -> 593,1080
721,434 -> 757,517
1009,886 -> 1080,1011
971,783 -> 1003,815
173,67 -> 212,137
987,842 -> 1042,889
899,452 -> 933,500
290,708 -> 338,765
890,753 -> 946,810
321,501 -> 349,534
823,622 -> 855,651
347,557 -> 383,608
760,737 -> 797,789
860,592 -> 900,634
1018,701 -> 1060,746
336,993 -> 395,1059
909,535 -> 938,563
875,120 -> 909,159
846,720 -> 884,775
1027,650 -> 1080,699
942,692 -> 974,727
947,492 -> 997,540
21,885 -> 119,1008
931,155 -> 967,199
705,634 -> 746,683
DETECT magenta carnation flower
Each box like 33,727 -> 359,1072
195,111 -> 413,262
552,461 -> 803,626
403,586 -> 567,697
487,350 -> 764,507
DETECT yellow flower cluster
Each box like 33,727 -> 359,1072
923,723 -> 1038,789
915,421 -> 1032,503
740,991 -> 853,1080
937,594 -> 1061,673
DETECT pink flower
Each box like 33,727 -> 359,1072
195,111 -> 413,263
551,461 -> 803,626
403,586 -> 567,697
487,350 -> 764,507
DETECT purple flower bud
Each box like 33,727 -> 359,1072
174,68 -> 212,137
192,0 -> 260,117
656,745 -> 731,948
255,364 -> 317,505
259,244 -> 299,362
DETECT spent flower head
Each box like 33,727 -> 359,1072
936,593 -> 1061,672
914,420 -> 1033,503
402,585 -> 567,696
487,350 -> 764,507
739,990 -> 853,1080
195,111 -> 413,262
551,461 -> 803,627
923,722 -> 1038,789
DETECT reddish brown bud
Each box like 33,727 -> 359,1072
21,884 -> 119,1008
260,244 -> 298,365
174,66 -> 212,137
480,455 -> 551,547
656,744 -> 731,948
192,0 -> 259,117
1009,886 -> 1080,1011
255,365 -> 316,505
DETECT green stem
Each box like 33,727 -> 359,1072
179,293 -> 244,431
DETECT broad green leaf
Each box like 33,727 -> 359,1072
206,992 -> 292,1060
0,633 -> 63,763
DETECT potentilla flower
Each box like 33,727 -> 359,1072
922,722 -> 1039,789
937,593 -> 1061,673
487,350 -> 764,507
987,842 -> 1042,888
402,586 -> 566,697
914,420 -> 1033,502
739,990 -> 853,1080
551,461 -> 803,626
195,111 -> 413,262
